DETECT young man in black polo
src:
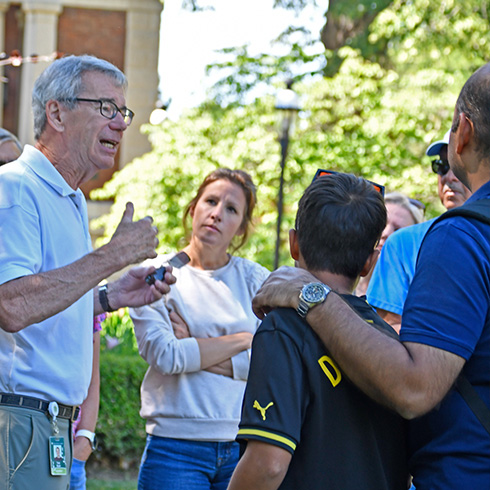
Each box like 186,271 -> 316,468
228,173 -> 408,490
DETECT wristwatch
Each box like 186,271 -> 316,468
98,284 -> 115,312
76,429 -> 98,451
297,282 -> 331,318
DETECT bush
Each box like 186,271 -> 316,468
88,310 -> 148,471
100,308 -> 139,355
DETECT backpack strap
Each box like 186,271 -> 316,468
431,198 -> 490,227
419,198 -> 490,435
455,375 -> 490,436
416,199 -> 490,267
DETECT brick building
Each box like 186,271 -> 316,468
0,0 -> 162,198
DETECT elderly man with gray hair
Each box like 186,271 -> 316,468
0,55 -> 174,489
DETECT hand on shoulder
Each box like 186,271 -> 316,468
252,266 -> 316,319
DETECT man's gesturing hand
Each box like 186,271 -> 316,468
109,202 -> 159,267
107,265 -> 176,310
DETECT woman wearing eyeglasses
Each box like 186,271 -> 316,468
377,192 -> 425,251
356,191 -> 425,297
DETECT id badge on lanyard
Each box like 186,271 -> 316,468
47,402 -> 67,476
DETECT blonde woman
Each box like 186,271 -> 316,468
131,168 -> 269,490
356,191 -> 424,296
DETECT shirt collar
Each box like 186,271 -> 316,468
20,145 -> 83,198
466,179 -> 490,204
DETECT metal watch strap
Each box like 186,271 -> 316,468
297,299 -> 310,318
297,283 -> 330,318
98,284 -> 115,312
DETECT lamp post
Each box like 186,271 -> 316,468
274,79 -> 300,270
149,98 -> 170,125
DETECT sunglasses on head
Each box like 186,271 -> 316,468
431,158 -> 450,176
313,169 -> 385,197
409,198 -> 426,213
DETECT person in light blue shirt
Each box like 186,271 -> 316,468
366,129 -> 471,331
0,55 -> 173,490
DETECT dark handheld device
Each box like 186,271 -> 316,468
145,251 -> 190,285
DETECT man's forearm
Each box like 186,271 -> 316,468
253,267 -> 465,417
197,332 -> 252,370
0,244 -> 132,333
306,292 -> 464,418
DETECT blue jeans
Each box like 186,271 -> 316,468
138,435 -> 239,490
70,457 -> 87,489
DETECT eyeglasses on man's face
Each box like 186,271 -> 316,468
313,169 -> 385,197
432,158 -> 450,176
70,98 -> 134,126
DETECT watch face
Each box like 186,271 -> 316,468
303,283 -> 327,303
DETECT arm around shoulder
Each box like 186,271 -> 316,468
306,292 -> 465,419
252,266 -> 316,319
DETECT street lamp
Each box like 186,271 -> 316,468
274,79 -> 300,270
149,99 -> 170,125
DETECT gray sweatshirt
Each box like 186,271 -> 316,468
131,254 -> 270,441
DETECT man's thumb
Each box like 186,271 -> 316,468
121,202 -> 134,222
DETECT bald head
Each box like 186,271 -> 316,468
452,62 -> 490,159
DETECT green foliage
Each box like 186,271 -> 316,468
328,0 -> 392,22
295,47 -> 460,214
92,0 -> 490,267
273,0 -> 312,11
205,29 -> 326,106
100,309 -> 139,355
92,350 -> 147,469
92,98 -> 295,268
366,0 -> 490,71
87,479 -> 136,490
87,312 -> 144,473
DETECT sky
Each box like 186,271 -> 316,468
158,0 -> 328,118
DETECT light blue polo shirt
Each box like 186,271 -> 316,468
0,145 -> 93,405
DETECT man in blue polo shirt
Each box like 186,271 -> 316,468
252,63 -> 490,489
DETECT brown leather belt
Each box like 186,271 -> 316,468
0,393 -> 80,421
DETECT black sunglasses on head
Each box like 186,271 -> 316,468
432,158 -> 450,176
